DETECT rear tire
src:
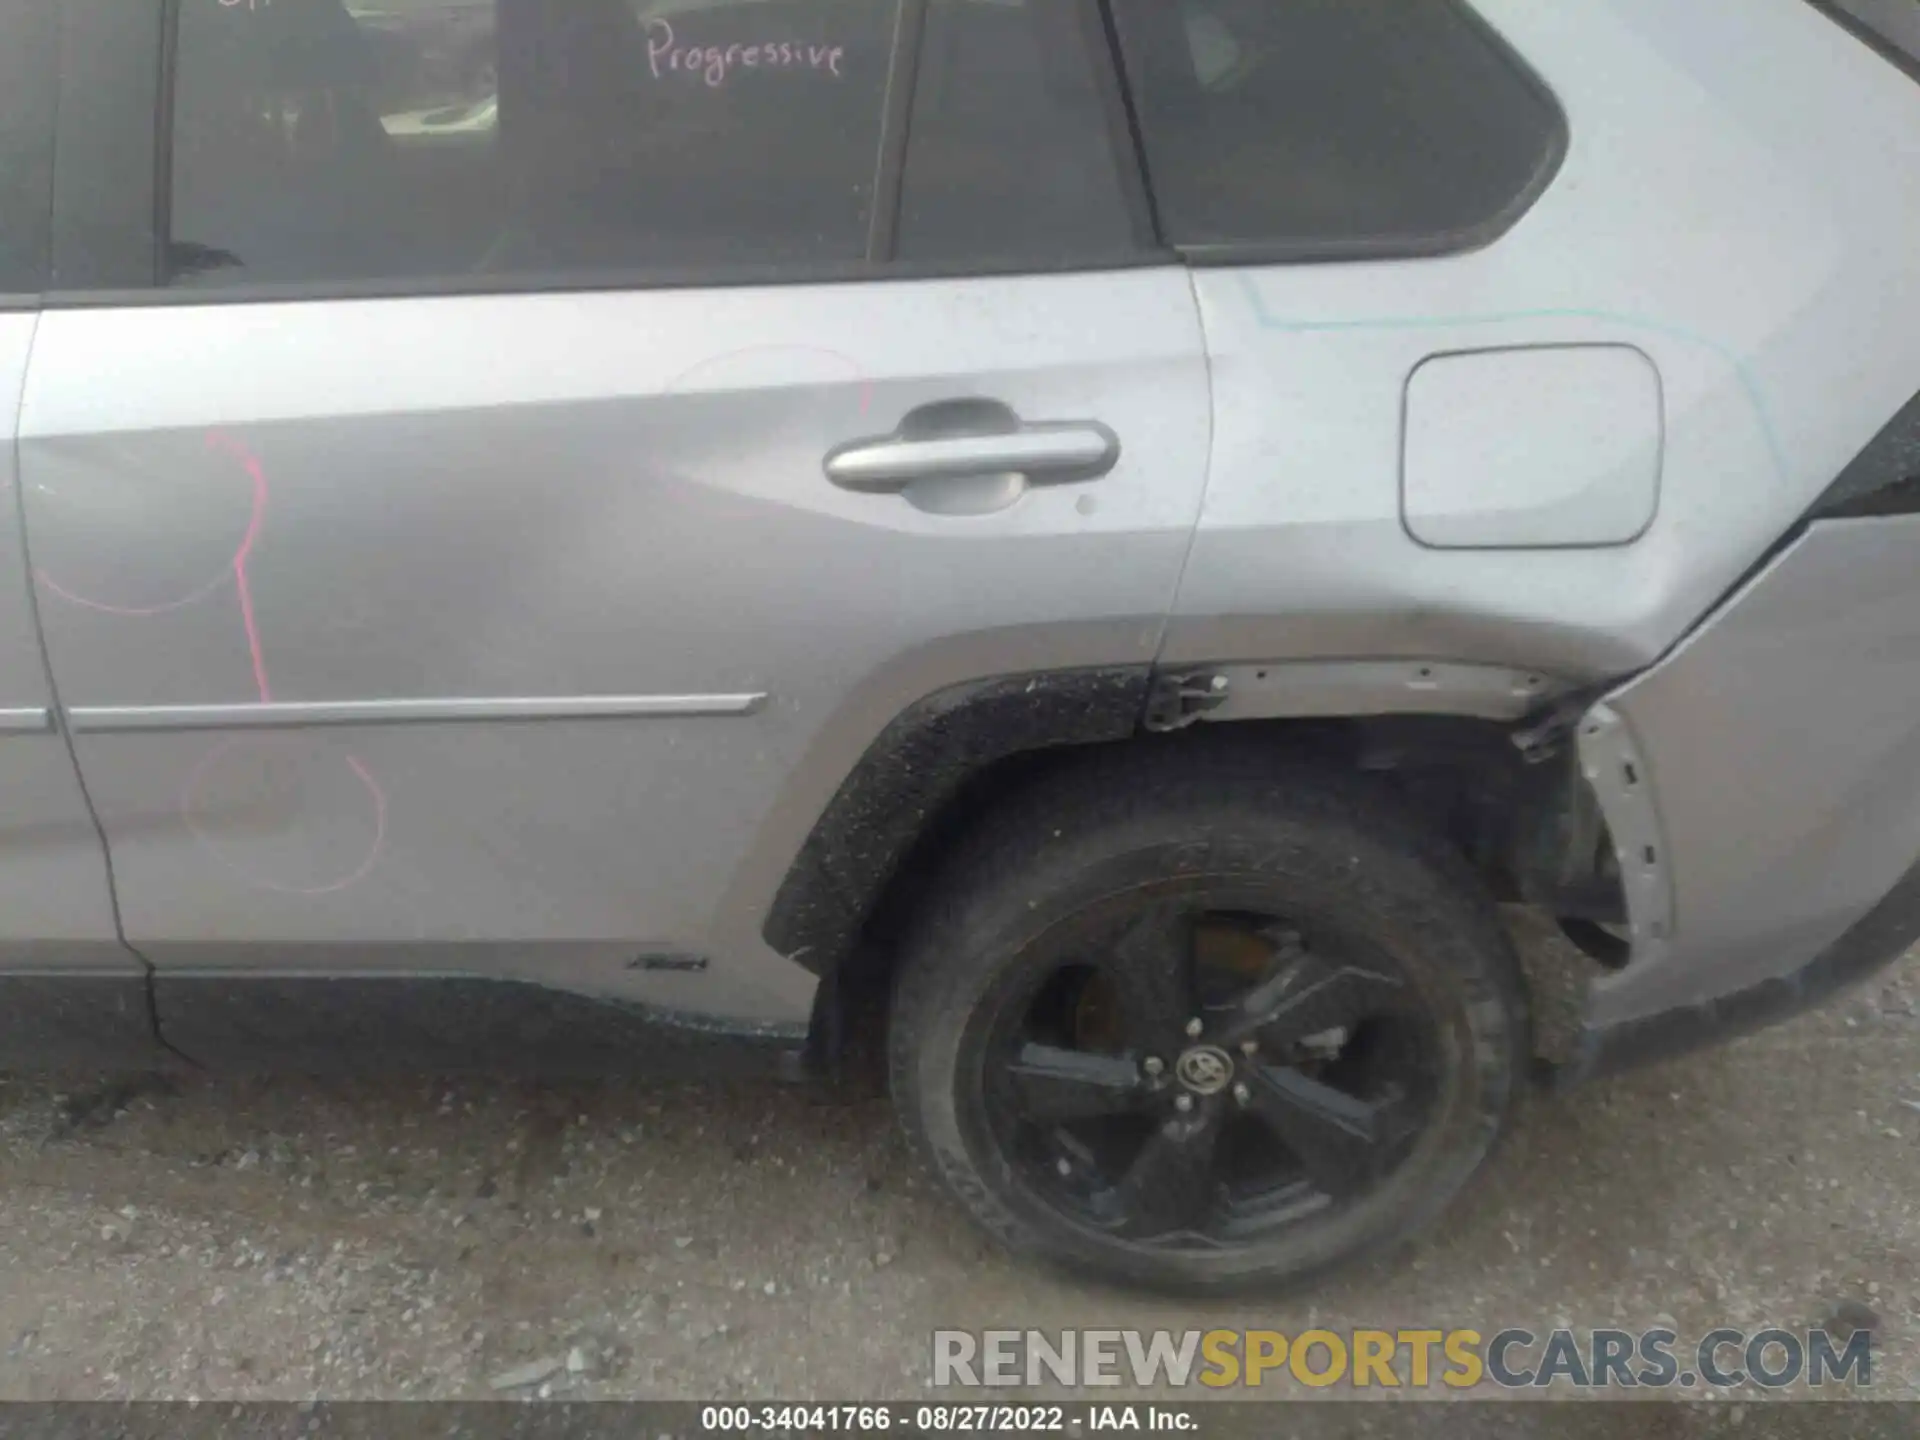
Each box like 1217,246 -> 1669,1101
888,744 -> 1525,1294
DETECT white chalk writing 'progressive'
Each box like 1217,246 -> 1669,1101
646,18 -> 847,86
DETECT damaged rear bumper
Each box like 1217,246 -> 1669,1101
1553,513 -> 1920,1086
1556,845 -> 1920,1086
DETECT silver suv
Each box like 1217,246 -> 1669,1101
5,0 -> 1919,1292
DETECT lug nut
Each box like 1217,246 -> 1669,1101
1184,1018 -> 1204,1039
1142,1056 -> 1164,1078
1174,1094 -> 1194,1114
1056,1158 -> 1073,1177
1232,1083 -> 1251,1106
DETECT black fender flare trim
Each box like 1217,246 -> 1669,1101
762,665 -> 1154,978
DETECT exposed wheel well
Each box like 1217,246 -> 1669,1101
800,705 -> 1624,1080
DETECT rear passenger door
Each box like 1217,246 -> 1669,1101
19,0 -> 1211,1047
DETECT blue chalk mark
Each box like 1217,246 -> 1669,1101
1234,272 -> 1790,486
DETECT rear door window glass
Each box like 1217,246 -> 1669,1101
167,0 -> 898,288
0,0 -> 57,294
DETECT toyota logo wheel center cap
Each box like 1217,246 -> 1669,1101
1175,1044 -> 1235,1095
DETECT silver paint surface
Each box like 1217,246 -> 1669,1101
19,273 -> 1210,1020
1401,345 -> 1663,549
1594,517 -> 1920,1026
1168,0 -> 1920,679
5,0 -> 1920,1041
1168,0 -> 1920,1024
0,315 -> 132,968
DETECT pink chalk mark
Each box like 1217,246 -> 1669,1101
179,737 -> 389,897
645,17 -> 847,86
205,431 -> 274,705
34,567 -> 232,618
646,17 -> 674,77
233,567 -> 270,704
36,429 -> 269,624
47,428 -> 385,897
665,343 -> 874,415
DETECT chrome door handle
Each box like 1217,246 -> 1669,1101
826,427 -> 1120,492
824,400 -> 1120,515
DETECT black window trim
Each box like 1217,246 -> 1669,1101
43,0 -> 1174,311
1805,0 -> 1920,84
1087,0 -> 1163,252
42,252 -> 1176,311
863,0 -> 928,263
1119,0 -> 1570,269
152,0 -> 181,287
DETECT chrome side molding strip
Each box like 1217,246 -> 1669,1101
0,708 -> 52,733
65,694 -> 768,733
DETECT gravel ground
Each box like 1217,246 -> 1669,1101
0,950 -> 1916,1406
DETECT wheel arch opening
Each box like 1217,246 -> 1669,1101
791,677 -> 1629,1081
